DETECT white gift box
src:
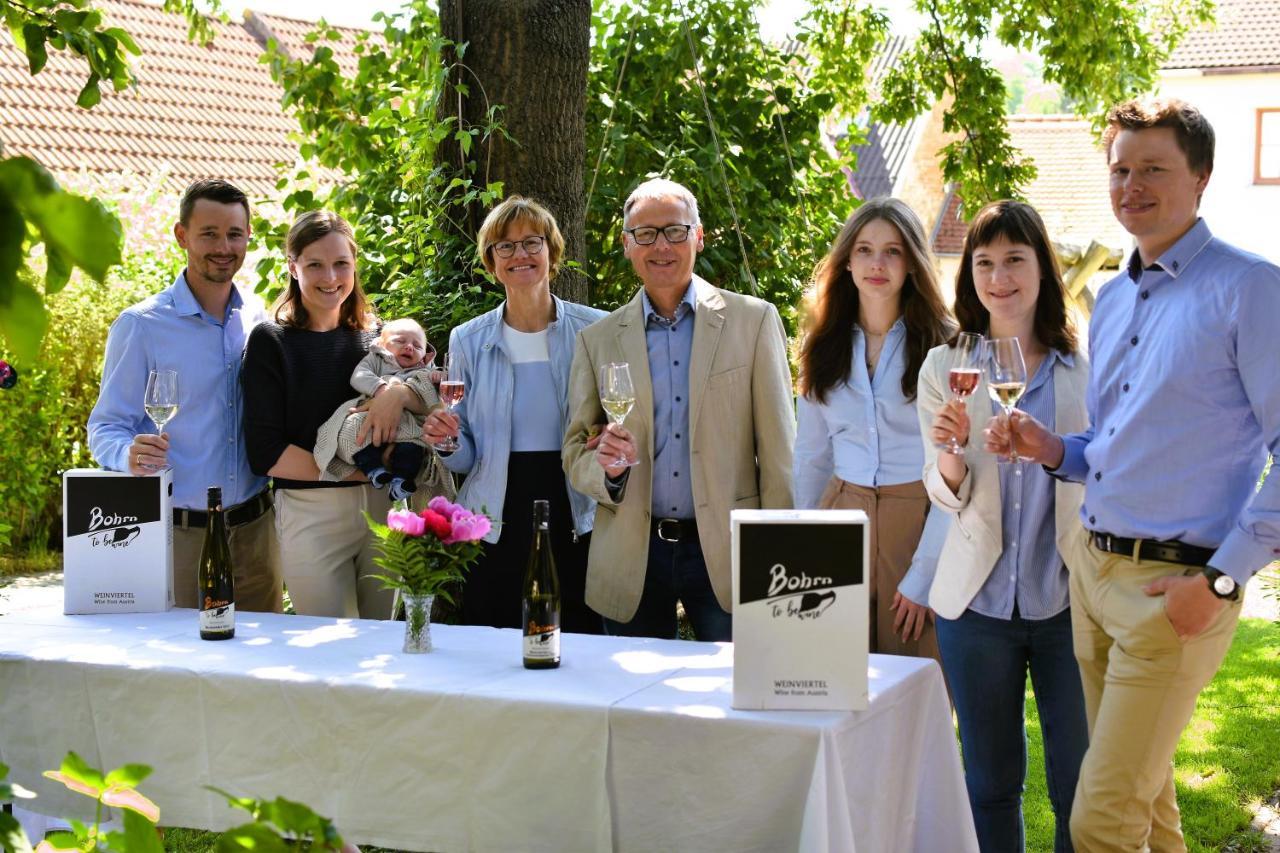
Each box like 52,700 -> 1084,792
731,509 -> 869,710
62,468 -> 174,614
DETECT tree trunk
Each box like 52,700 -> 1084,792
438,0 -> 591,304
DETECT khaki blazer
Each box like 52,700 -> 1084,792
563,276 -> 796,621
916,343 -> 1089,620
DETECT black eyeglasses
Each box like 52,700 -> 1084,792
492,236 -> 546,258
624,224 -> 695,245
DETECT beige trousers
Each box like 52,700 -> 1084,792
172,506 -> 282,613
817,477 -> 941,663
1064,535 -> 1241,852
273,485 -> 395,619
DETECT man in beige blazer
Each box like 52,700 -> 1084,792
563,178 -> 795,640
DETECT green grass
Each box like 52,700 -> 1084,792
0,550 -> 59,578
1025,617 -> 1280,852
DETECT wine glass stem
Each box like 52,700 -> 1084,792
1005,407 -> 1018,462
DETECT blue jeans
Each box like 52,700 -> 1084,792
936,606 -> 1089,853
603,531 -> 731,641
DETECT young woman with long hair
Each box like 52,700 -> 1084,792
243,210 -> 427,618
794,197 -> 954,659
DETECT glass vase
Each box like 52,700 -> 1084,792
402,592 -> 434,653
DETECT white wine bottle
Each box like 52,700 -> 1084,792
198,486 -> 235,640
522,500 -> 560,669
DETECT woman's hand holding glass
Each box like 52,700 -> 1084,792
942,333 -> 984,455
423,408 -> 461,451
929,398 -> 971,452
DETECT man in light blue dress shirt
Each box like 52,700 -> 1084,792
88,180 -> 281,612
997,99 -> 1280,851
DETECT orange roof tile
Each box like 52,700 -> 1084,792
0,0 -> 368,197
932,115 -> 1128,255
1164,0 -> 1280,70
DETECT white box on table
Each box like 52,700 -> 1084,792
62,468 -> 174,614
731,509 -> 869,711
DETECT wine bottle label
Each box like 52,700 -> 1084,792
200,601 -> 235,632
523,627 -> 560,659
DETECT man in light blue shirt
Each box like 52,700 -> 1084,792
88,180 -> 281,612
997,99 -> 1280,851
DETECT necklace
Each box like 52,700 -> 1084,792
864,330 -> 887,375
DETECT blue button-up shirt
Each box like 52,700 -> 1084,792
793,319 -> 926,507
793,319 -> 952,606
971,350 -> 1070,620
643,283 -> 697,519
1057,219 -> 1280,585
88,272 -> 267,509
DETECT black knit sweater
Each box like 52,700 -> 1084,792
242,321 -> 376,490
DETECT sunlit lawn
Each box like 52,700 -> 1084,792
1024,618 -> 1280,852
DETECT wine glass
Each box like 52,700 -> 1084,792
433,351 -> 465,452
144,369 -> 179,435
943,332 -> 984,455
986,337 -> 1028,463
598,362 -> 638,468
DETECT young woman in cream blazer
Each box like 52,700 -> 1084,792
917,201 -> 1090,853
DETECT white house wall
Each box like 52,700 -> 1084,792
1158,71 -> 1280,263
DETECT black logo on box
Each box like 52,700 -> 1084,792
738,522 -> 863,619
66,476 -> 161,544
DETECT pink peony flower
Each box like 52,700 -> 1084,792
443,511 -> 491,545
387,508 -> 426,537
428,495 -> 467,521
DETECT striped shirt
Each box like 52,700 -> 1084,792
969,349 -> 1071,621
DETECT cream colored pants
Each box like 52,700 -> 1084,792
1065,535 -> 1241,852
817,477 -> 941,664
172,506 -> 282,613
273,485 -> 395,619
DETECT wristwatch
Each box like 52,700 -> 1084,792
1201,568 -> 1239,601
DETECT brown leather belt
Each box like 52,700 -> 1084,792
1089,531 -> 1215,567
173,490 -> 272,529
653,518 -> 698,543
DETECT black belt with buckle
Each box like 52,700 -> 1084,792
174,489 -> 273,529
1089,531 -> 1215,567
653,518 -> 698,543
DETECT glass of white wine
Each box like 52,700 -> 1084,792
598,362 -> 638,468
986,337 -> 1028,463
144,369 -> 179,435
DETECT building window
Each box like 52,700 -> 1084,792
1258,109 -> 1280,185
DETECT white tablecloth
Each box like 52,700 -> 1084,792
0,609 -> 976,852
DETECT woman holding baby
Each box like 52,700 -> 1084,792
242,210 -> 431,619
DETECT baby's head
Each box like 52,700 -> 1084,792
380,319 -> 429,369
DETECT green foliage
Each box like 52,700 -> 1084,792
585,0 -> 864,330
0,249 -> 167,554
850,0 -> 1214,213
0,0 -> 219,361
1,0 -> 220,106
2,756 -> 346,853
363,511 -> 478,603
32,752 -> 162,853
255,4 -> 506,348
0,158 -> 122,362
211,789 -> 344,853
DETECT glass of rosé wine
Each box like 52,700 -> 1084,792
943,332 -> 984,455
